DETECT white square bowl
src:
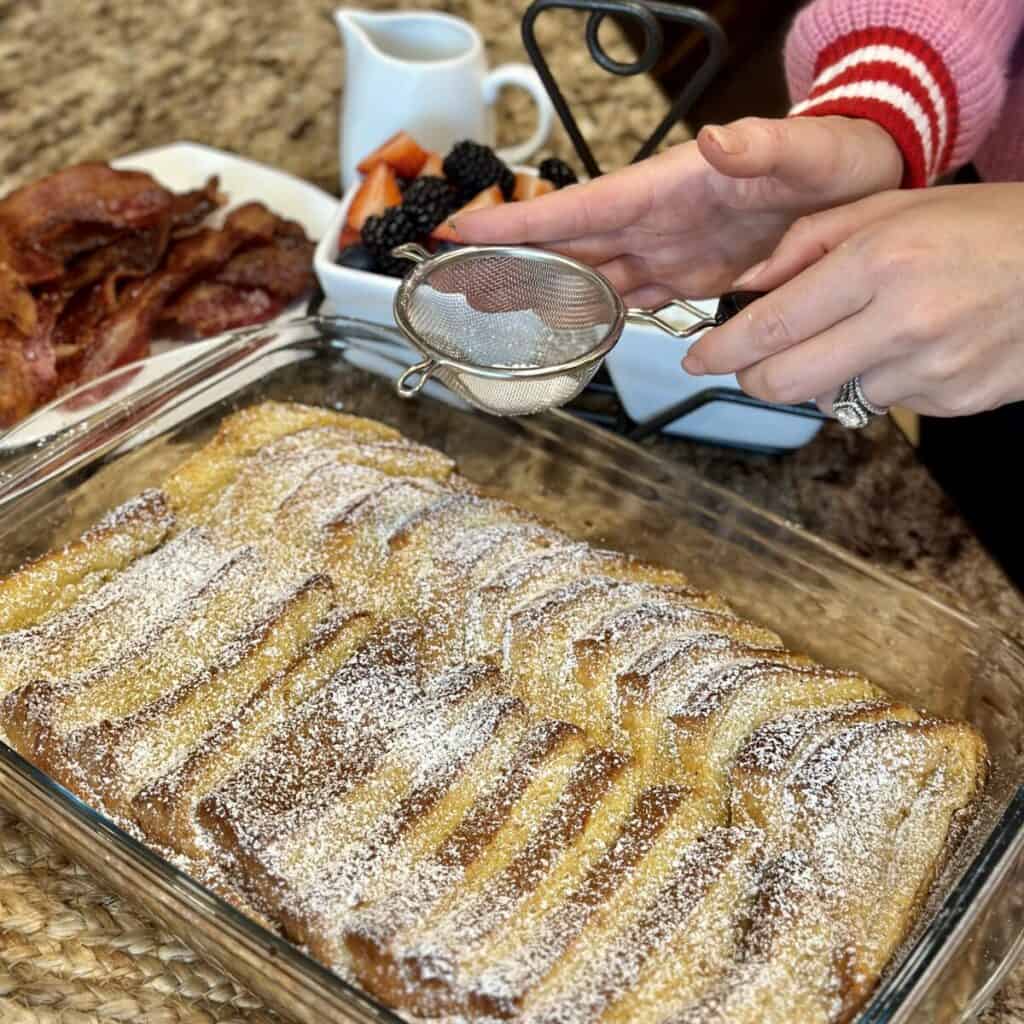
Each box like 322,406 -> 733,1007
314,178 -> 823,451
313,174 -> 411,325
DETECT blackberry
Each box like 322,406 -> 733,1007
361,207 -> 419,276
401,176 -> 459,234
538,157 -> 578,188
336,243 -> 376,272
443,140 -> 515,200
498,164 -> 516,201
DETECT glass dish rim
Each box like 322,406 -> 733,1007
0,316 -> 1021,1022
0,740 -> 407,1024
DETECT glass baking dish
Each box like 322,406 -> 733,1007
1,315 -> 1022,1024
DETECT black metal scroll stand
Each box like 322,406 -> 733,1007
521,0 -> 827,450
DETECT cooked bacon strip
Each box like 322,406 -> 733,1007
0,330 -> 37,428
39,224 -> 125,268
0,164 -> 169,338
169,176 -> 224,237
61,229 -> 161,298
162,282 -> 285,337
0,270 -> 34,335
0,161 -> 304,425
26,220 -> 173,390
52,282 -> 113,387
163,217 -> 313,336
215,228 -> 314,299
0,230 -> 38,336
0,164 -> 171,256
61,220 -> 172,305
74,202 -> 278,385
0,227 -> 59,286
21,290 -> 61,404
0,290 -> 62,427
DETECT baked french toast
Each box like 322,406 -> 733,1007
0,400 -> 989,1023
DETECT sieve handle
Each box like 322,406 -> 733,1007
396,358 -> 439,398
626,291 -> 766,338
391,242 -> 431,264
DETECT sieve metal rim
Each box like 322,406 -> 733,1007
392,244 -> 627,381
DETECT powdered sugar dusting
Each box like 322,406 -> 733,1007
0,527 -> 232,701
0,401 -> 988,1024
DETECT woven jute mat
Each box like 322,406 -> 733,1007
3,798 -> 1024,1022
0,807 -> 281,1024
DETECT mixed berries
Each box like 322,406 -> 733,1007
336,132 -> 578,277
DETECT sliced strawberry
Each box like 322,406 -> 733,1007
430,220 -> 458,244
513,172 -> 555,202
338,226 -> 361,249
430,185 -> 504,242
356,131 -> 429,178
346,164 -> 402,231
417,151 -> 445,178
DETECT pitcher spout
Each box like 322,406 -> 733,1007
335,7 -> 481,66
333,9 -> 383,57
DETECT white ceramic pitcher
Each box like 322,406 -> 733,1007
336,8 -> 555,188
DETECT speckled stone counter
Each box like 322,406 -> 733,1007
1,1 -> 1022,1021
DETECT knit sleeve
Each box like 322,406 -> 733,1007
784,0 -> 1022,187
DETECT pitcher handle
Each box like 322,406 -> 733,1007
484,64 -> 555,166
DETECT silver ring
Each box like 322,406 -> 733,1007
832,376 -> 889,429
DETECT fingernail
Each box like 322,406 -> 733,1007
683,352 -> 705,375
733,259 -> 767,288
705,125 -> 744,155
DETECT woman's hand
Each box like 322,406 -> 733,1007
683,184 -> 1024,418
454,115 -> 903,306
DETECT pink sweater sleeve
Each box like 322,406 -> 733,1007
784,0 -> 1022,186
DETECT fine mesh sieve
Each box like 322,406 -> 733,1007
390,242 -> 761,417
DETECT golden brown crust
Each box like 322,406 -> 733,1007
71,573 -> 336,820
0,527 -> 245,767
0,488 -> 173,638
0,401 -> 990,1024
131,606 -> 375,857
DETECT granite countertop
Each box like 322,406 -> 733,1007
1,0 -> 1023,1020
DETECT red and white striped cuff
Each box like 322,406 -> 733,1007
789,27 -> 959,189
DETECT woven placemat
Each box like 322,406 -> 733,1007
0,807 -> 281,1024
2,799 -> 1022,1023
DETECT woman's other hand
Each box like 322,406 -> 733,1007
685,184 -> 1024,417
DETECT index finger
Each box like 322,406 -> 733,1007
453,147 -> 676,244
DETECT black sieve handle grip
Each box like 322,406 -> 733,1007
714,291 -> 766,325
